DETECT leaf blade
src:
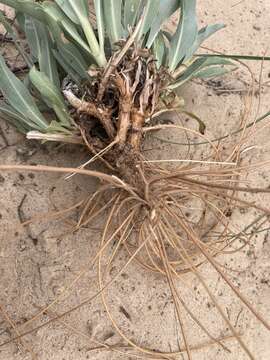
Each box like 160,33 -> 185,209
24,16 -> 60,87
29,67 -> 72,128
54,0 -> 104,65
94,0 -> 105,58
184,23 -> 225,62
0,103 -> 32,133
103,0 -> 124,45
194,66 -> 231,79
0,0 -> 46,22
169,0 -> 198,72
146,0 -> 178,47
0,54 -> 48,130
137,0 -> 159,43
198,53 -> 270,61
54,0 -> 88,24
123,0 -> 142,29
169,56 -> 234,89
153,33 -> 166,68
43,2 -> 92,58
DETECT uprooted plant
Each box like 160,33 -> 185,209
0,0 -> 270,359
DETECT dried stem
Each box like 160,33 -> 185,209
63,90 -> 115,139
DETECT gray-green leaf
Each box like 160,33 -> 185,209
0,103 -> 32,133
29,67 -> 72,128
169,0 -> 197,71
123,0 -> 142,29
54,43 -> 90,81
195,66 -> 231,79
103,0 -> 124,45
43,2 -> 92,58
153,33 -> 166,68
0,0 -> 46,22
94,0 -> 105,57
137,0 -> 159,43
54,0 -> 88,24
169,56 -> 234,89
54,0 -> 103,65
0,55 -> 48,130
24,16 -> 60,87
146,0 -> 178,48
184,23 -> 225,62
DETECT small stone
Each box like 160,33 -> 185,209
18,240 -> 27,251
253,25 -> 261,31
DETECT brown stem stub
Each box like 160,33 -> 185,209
130,111 -> 145,150
113,73 -> 132,146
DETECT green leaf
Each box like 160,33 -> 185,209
198,53 -> 270,61
29,67 -> 72,128
54,0 -> 105,66
46,120 -> 73,135
55,0 -> 88,25
146,0 -> 178,47
137,0 -> 159,43
42,3 -> 91,79
52,51 -> 84,85
42,2 -> 92,58
53,43 -> 90,81
153,33 -> 166,68
0,55 -> 48,130
94,0 -> 106,58
169,0 -> 198,72
184,23 -> 225,62
197,24 -> 225,50
1,0 -> 93,67
169,56 -> 234,89
103,0 -> 124,45
0,103 -> 32,133
123,0 -> 142,29
24,16 -> 60,87
194,66 -> 231,79
0,0 -> 46,22
14,11 -> 26,32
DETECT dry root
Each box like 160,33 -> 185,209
1,145 -> 269,359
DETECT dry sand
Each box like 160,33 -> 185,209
0,1 -> 270,359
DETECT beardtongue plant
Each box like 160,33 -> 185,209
0,0 -> 233,153
0,1 -> 269,359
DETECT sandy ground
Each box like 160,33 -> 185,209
0,1 -> 270,359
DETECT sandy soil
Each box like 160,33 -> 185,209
0,1 -> 270,359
